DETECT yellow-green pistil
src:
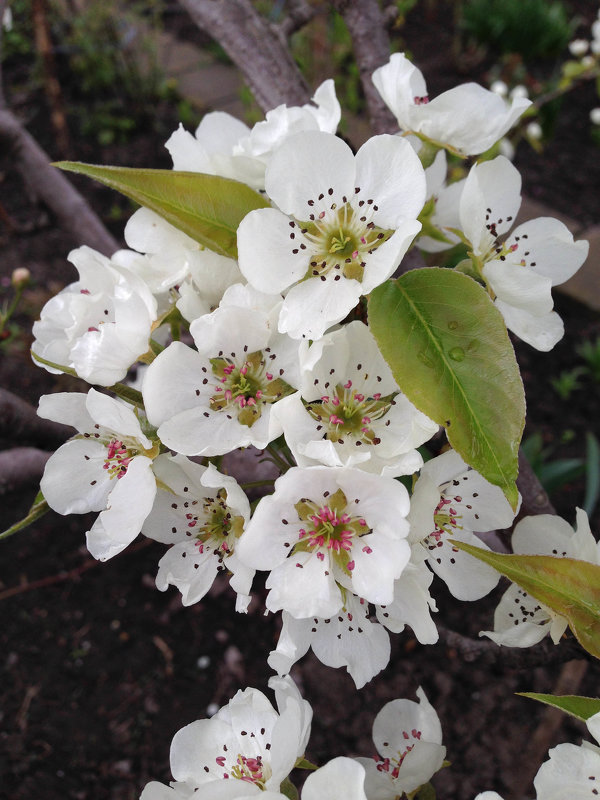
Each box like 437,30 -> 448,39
289,201 -> 393,283
191,489 -> 245,557
292,488 -> 371,576
305,380 -> 395,446
209,350 -> 294,428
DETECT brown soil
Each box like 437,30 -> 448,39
1,4 -> 600,800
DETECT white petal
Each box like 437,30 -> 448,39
303,757 -> 368,800
507,217 -> 589,285
266,550 -> 342,619
237,207 -> 309,294
265,131 -> 355,218
494,300 -> 564,351
481,583 -> 556,647
484,259 -> 553,316
354,135 -> 426,227
40,439 -> 112,514
85,456 -> 156,560
278,274 -> 361,340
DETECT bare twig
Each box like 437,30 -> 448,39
331,0 -> 397,134
0,388 -> 71,447
0,538 -> 152,601
0,0 -> 8,109
0,108 -> 119,255
517,449 -> 556,518
279,0 -> 321,37
177,0 -> 312,112
31,0 -> 70,155
437,624 -> 586,668
0,447 -> 52,494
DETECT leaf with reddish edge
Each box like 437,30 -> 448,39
369,269 -> 524,509
453,541 -> 600,659
53,162 -> 270,259
518,693 -> 600,722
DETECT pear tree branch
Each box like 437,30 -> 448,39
176,0 -> 312,112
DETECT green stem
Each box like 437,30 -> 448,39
240,479 -> 275,490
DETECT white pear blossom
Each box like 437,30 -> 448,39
237,130 -> 425,340
372,52 -> 530,155
236,466 -> 411,619
533,710 -> 600,799
459,155 -> 588,350
140,676 -> 311,799
268,592 -> 391,689
166,80 -> 340,191
141,454 -> 254,611
38,389 -> 158,560
32,245 -> 157,386
357,687 -> 446,798
142,287 -> 301,456
408,450 -> 517,600
481,508 -> 599,648
273,321 -> 437,476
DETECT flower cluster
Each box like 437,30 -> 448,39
25,50 -> 597,800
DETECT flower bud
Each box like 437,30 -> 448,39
590,107 -> 600,125
11,267 -> 31,289
569,38 -> 589,57
490,80 -> 508,97
526,122 -> 543,140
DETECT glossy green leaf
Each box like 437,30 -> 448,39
54,162 -> 270,259
369,269 -> 524,508
518,693 -> 600,722
453,541 -> 600,658
0,491 -> 49,540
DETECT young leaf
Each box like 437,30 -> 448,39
369,269 -> 524,509
0,491 -> 50,540
518,693 -> 600,722
54,162 -> 270,259
453,541 -> 600,658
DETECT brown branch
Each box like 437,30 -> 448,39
331,0 -> 397,134
437,624 -> 587,668
0,388 -> 71,447
177,0 -> 311,113
0,447 -> 52,494
517,449 -> 556,518
0,538 -> 152,601
31,0 -> 70,155
0,108 -> 119,255
279,0 -> 321,37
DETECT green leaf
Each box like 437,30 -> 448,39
518,693 -> 600,722
369,269 -> 524,508
0,491 -> 50,540
294,757 -> 319,771
54,162 -> 270,259
452,541 -> 600,658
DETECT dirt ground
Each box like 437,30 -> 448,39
1,3 -> 600,800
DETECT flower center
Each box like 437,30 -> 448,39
230,754 -> 270,788
305,379 -> 393,445
290,191 -> 392,284
192,489 -> 245,558
102,438 -> 134,479
292,488 -> 370,575
209,350 -> 293,427
374,727 -> 423,780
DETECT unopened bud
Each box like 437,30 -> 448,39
526,122 -> 543,140
569,38 -> 589,57
11,267 -> 31,289
490,80 -> 508,97
510,85 -> 529,100
590,107 -> 600,125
